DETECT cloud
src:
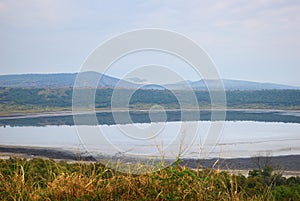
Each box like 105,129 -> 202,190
0,0 -> 93,28
127,77 -> 148,83
132,1 -> 299,38
0,0 -> 299,85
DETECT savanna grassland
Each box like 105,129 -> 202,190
1,88 -> 300,116
0,158 -> 299,201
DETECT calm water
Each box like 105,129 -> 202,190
0,121 -> 299,159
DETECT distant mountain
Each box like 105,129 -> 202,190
166,79 -> 300,91
0,72 -> 299,90
73,71 -> 138,88
222,79 -> 299,90
0,72 -> 137,88
0,73 -> 76,88
141,84 -> 167,90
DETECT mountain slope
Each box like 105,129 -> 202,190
0,72 -> 137,88
166,79 -> 299,90
0,72 -> 298,90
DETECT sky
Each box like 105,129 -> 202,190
0,0 -> 299,86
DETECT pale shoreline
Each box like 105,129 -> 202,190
1,144 -> 299,177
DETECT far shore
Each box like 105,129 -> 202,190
1,108 -> 300,120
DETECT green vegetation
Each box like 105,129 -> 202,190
1,87 -> 300,126
1,88 -> 300,115
0,158 -> 299,200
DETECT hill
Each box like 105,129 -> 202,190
167,79 -> 299,90
0,72 -> 136,88
0,72 -> 299,90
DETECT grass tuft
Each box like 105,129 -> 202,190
0,158 -> 299,200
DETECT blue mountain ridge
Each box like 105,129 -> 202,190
0,71 -> 298,90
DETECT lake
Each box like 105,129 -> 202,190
0,121 -> 299,159
1,110 -> 300,126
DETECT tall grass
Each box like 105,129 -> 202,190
0,158 -> 299,200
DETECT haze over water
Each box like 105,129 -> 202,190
1,121 -> 299,159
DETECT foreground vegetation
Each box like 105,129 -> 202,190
0,158 -> 299,200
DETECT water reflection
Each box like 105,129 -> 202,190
0,121 -> 299,159
1,110 -> 300,127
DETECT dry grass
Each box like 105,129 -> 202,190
0,157 -> 298,200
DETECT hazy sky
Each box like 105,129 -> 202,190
0,0 -> 299,86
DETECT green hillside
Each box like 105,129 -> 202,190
1,88 -> 300,115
